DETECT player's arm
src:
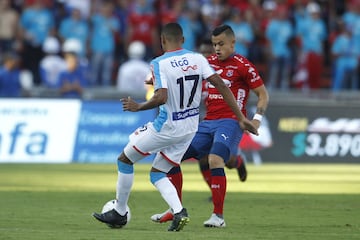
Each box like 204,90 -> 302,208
121,88 -> 167,112
251,85 -> 269,129
207,74 -> 258,135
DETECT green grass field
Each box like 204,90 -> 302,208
0,163 -> 359,240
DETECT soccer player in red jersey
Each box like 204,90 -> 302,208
151,25 -> 269,227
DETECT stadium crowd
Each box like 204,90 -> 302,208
0,0 -> 360,98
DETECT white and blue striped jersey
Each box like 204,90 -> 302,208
150,49 -> 215,136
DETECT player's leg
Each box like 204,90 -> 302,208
173,122 -> 213,195
204,119 -> 242,228
199,155 -> 212,188
225,151 -> 248,182
151,125 -> 212,223
150,165 -> 183,223
150,134 -> 194,231
92,151 -> 136,227
204,151 -> 228,228
93,123 -> 161,227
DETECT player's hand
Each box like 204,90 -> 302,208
121,96 -> 139,112
251,119 -> 261,130
239,118 -> 258,136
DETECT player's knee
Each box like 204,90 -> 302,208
199,156 -> 210,171
118,152 -> 133,164
225,155 -> 237,169
149,171 -> 166,185
210,142 -> 230,163
168,166 -> 181,174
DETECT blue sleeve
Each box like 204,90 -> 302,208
151,60 -> 162,90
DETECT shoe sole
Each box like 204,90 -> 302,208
170,217 -> 190,231
93,213 -> 107,224
92,213 -> 126,228
204,222 -> 226,228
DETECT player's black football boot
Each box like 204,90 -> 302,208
168,208 -> 190,231
93,209 -> 127,228
236,154 -> 247,182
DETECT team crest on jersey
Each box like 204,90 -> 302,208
226,70 -> 234,77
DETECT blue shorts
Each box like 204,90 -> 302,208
184,119 -> 243,163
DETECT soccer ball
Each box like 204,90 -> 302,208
101,199 -> 131,228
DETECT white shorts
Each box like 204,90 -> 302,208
124,122 -> 195,173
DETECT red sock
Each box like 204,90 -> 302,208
210,168 -> 226,215
201,169 -> 212,189
167,166 -> 183,202
199,162 -> 212,189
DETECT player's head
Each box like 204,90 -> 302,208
211,25 -> 235,61
198,38 -> 214,57
160,22 -> 184,52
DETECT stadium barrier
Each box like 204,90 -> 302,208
253,91 -> 360,163
0,99 -> 156,163
1,90 -> 359,163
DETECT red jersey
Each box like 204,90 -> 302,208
128,13 -> 156,45
204,53 -> 264,120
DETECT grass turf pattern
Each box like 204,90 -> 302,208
0,163 -> 359,240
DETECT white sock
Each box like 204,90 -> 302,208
115,171 -> 134,215
154,177 -> 183,214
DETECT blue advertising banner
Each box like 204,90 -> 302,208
73,100 -> 156,163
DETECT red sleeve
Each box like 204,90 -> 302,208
237,55 -> 264,89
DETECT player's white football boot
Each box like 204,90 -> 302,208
203,213 -> 226,228
150,208 -> 174,223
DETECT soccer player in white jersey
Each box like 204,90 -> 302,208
92,22 -> 258,232
151,25 -> 269,228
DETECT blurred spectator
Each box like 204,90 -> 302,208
342,0 -> 360,30
331,20 -> 359,91
126,0 -> 158,60
61,0 -> 91,20
343,1 -> 360,64
18,0 -> 55,85
114,0 -> 131,65
200,0 -> 229,39
225,9 -> 254,57
0,0 -> 355,95
178,6 -> 202,51
265,5 -> 294,90
116,41 -> 149,99
0,0 -> 19,54
0,52 -> 22,97
159,0 -> 182,24
198,38 -> 214,58
57,51 -> 88,98
59,7 -> 89,58
90,1 -> 119,86
39,36 -> 66,88
295,1 -> 327,89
